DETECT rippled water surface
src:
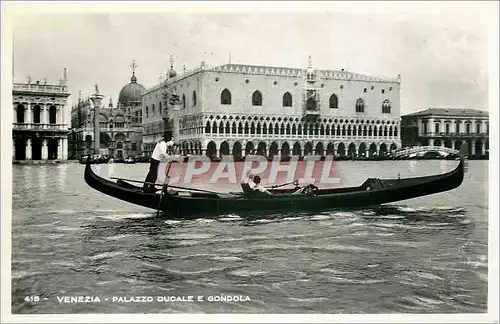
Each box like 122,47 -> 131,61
11,160 -> 488,314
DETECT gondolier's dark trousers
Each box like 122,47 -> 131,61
143,158 -> 160,193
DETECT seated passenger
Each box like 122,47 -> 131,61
251,175 -> 272,195
240,170 -> 256,193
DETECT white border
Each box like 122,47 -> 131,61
1,1 -> 498,323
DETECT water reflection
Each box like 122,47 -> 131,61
57,164 -> 68,192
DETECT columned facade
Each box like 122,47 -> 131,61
401,108 -> 489,157
143,60 -> 402,158
12,70 -> 71,163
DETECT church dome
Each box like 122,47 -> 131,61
168,68 -> 177,78
118,73 -> 145,105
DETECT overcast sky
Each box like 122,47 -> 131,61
10,2 -> 496,114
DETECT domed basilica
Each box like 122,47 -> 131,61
68,61 -> 145,159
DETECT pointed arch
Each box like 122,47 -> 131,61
225,121 -> 230,134
232,121 -> 237,134
382,99 -> 391,114
282,92 -> 292,107
221,88 -> 232,105
329,94 -> 338,109
355,98 -> 365,112
205,121 -> 211,134
252,90 -> 262,106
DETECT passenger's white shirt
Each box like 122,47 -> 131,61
254,184 -> 269,193
151,140 -> 175,161
241,177 -> 256,189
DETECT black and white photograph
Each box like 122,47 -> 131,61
1,1 -> 498,323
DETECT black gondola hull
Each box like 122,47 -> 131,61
84,157 -> 465,218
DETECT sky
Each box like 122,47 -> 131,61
9,1 -> 496,115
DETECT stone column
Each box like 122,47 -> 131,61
216,149 -> 220,157
25,104 -> 31,124
25,139 -> 32,160
42,139 -> 48,160
429,138 -> 434,147
42,105 -> 48,124
57,139 -> 63,160
471,142 -> 476,156
62,138 -> 68,160
12,139 -> 16,160
429,118 -> 435,134
241,149 -> 246,158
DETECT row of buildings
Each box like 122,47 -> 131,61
11,57 -> 489,162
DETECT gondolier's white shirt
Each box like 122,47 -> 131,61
151,140 -> 175,162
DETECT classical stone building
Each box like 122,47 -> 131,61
142,57 -> 402,158
68,62 -> 144,159
12,70 -> 71,162
401,108 -> 489,156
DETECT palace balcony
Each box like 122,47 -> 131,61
13,83 -> 69,95
13,123 -> 68,132
185,132 -> 401,142
420,132 -> 489,138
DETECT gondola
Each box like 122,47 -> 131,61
84,145 -> 466,218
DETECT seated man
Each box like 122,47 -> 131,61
240,170 -> 256,193
251,175 -> 272,195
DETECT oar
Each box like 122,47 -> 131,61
266,181 -> 295,189
110,176 -> 232,195
156,161 -> 173,218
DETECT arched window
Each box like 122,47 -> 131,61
382,100 -> 391,114
145,106 -> 149,118
16,104 -> 25,123
329,94 -> 338,109
192,91 -> 197,107
355,98 -> 365,113
152,104 -> 155,116
221,89 -> 232,105
282,92 -> 292,107
182,94 -> 186,109
49,105 -> 57,124
205,122 -> 211,134
252,91 -> 262,106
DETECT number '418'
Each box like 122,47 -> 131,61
24,296 -> 40,302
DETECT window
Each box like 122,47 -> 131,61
192,91 -> 197,107
182,94 -> 186,109
252,91 -> 262,106
466,123 -> 471,134
145,106 -> 149,118
355,98 -> 365,113
476,123 -> 480,134
382,100 -> 391,114
445,123 -> 450,134
282,92 -> 292,107
221,89 -> 231,105
434,123 -> 439,134
329,94 -> 338,109
152,104 -> 155,116
455,123 -> 460,134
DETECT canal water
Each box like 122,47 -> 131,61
10,160 -> 488,314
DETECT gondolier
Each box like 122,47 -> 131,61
143,120 -> 177,193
